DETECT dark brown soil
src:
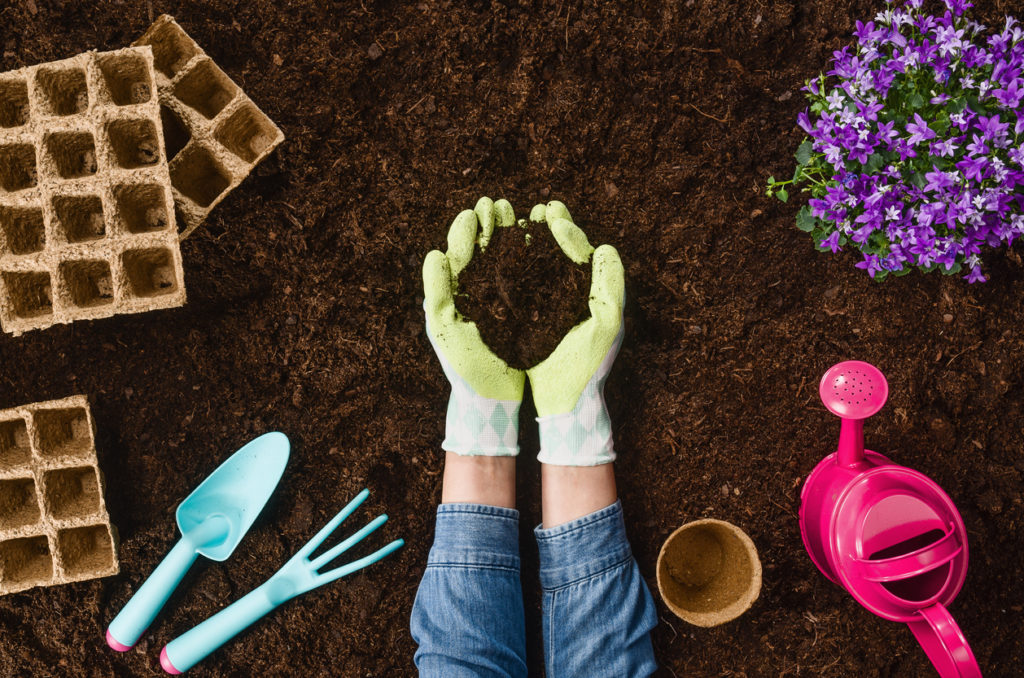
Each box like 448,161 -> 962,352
455,222 -> 590,369
1,1 -> 1023,677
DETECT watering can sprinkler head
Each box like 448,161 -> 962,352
819,361 -> 888,468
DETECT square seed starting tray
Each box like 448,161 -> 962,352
0,395 -> 118,596
0,46 -> 186,336
135,15 -> 284,239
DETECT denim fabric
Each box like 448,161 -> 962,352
536,501 -> 658,677
411,501 -> 657,678
411,503 -> 528,678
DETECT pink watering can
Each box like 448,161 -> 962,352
799,361 -> 981,678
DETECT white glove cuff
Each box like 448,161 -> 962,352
536,380 -> 615,466
442,370 -> 521,456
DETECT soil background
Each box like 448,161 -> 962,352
1,0 -> 1023,676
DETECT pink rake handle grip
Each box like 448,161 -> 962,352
907,604 -> 981,678
853,526 -> 961,583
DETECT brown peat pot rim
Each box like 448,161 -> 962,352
656,518 -> 762,627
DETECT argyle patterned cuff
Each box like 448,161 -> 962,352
536,382 -> 615,466
441,369 -> 521,456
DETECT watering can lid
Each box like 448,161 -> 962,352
831,466 -> 969,621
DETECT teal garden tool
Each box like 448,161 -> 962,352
159,488 -> 404,674
106,432 -> 290,651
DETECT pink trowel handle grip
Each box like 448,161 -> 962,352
908,604 -> 981,678
853,526 -> 962,583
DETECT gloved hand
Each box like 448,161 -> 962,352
526,201 -> 625,466
423,197 -> 525,456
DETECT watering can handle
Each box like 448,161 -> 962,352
853,526 -> 961,583
907,604 -> 981,678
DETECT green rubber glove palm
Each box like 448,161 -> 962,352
526,201 -> 625,466
423,197 -> 525,456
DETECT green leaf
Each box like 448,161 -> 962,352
908,92 -> 925,109
796,205 -> 816,232
795,140 -> 813,166
863,153 -> 885,174
776,188 -> 789,202
867,232 -> 890,254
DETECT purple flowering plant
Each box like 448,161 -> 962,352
767,0 -> 1024,282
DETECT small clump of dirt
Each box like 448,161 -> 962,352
455,222 -> 590,369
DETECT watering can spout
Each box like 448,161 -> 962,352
837,418 -> 865,467
819,361 -> 888,468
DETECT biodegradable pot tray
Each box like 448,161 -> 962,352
0,395 -> 118,596
134,15 -> 284,239
0,47 -> 186,335
656,518 -> 762,627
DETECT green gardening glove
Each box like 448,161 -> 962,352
423,197 -> 525,456
526,201 -> 625,466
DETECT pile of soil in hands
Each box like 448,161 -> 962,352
455,222 -> 590,369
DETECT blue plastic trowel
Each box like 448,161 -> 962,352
106,432 -> 290,651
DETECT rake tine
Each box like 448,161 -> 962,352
316,539 -> 405,586
296,488 -> 370,560
309,514 -> 389,571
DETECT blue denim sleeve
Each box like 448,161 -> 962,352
411,503 -> 528,678
535,500 -> 658,677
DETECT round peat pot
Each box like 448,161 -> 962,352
656,519 -> 761,627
